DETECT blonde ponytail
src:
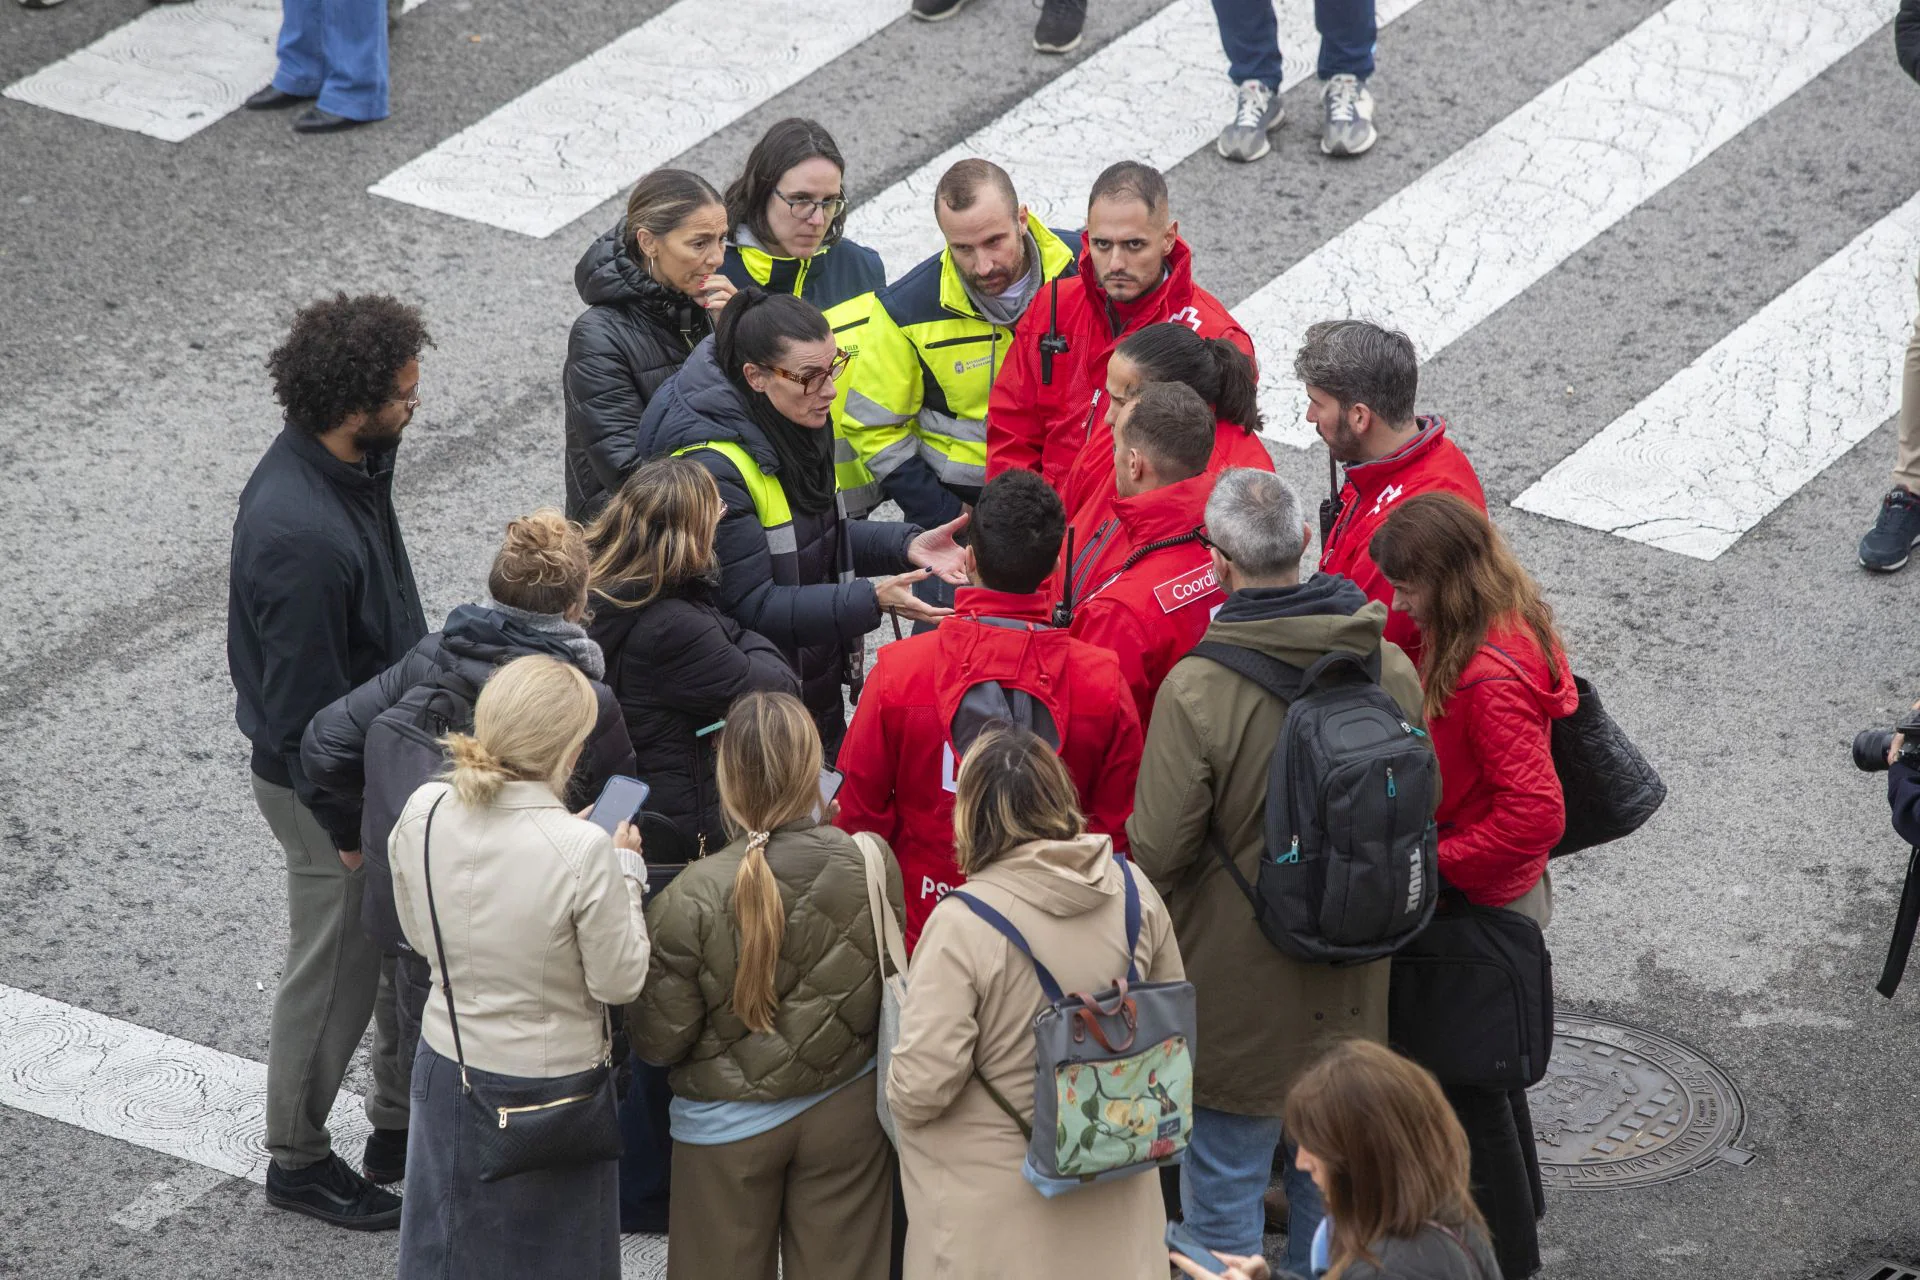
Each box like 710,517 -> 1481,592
713,691 -> 823,1036
439,655 -> 598,807
730,831 -> 786,1033
444,732 -> 513,806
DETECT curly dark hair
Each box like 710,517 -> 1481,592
267,294 -> 432,436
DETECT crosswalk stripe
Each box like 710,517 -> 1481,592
0,981 -> 370,1182
848,0 -> 1428,275
367,0 -> 902,239
0,981 -> 670,1274
1,0 -> 428,143
1512,191 -> 1920,560
1233,0 -> 1901,448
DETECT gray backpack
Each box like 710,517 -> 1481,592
1188,643 -> 1438,965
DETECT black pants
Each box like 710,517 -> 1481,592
1443,1083 -> 1542,1280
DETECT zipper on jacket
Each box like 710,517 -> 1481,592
497,1092 -> 595,1128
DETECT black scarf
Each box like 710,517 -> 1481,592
742,388 -> 838,516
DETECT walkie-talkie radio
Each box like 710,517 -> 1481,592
1038,279 -> 1070,386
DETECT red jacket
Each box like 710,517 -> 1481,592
1317,416 -> 1485,665
986,238 -> 1253,490
1430,625 -> 1579,908
835,587 -> 1143,950
1063,472 -> 1223,728
1060,416 -> 1275,534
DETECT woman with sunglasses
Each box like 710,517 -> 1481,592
717,118 -> 885,313
637,287 -> 967,755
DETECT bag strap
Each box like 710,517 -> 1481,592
853,832 -> 907,977
1188,641 -> 1305,702
1205,829 -> 1266,919
951,891 -> 1064,1003
972,1068 -> 1034,1139
1430,1221 -> 1491,1280
1118,857 -> 1142,986
419,793 -> 473,1093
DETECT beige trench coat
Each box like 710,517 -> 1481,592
886,834 -> 1185,1279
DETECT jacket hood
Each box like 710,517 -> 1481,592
970,834 -> 1121,918
1205,575 -> 1391,667
440,603 -> 603,682
1074,236 -> 1197,338
1478,626 -> 1581,720
637,337 -> 777,471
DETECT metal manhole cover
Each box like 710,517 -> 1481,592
1842,1264 -> 1920,1280
1527,1014 -> 1745,1190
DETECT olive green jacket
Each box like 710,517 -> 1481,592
629,821 -> 905,1102
1126,591 -> 1427,1115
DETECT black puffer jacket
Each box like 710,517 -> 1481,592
1900,0 -> 1920,84
636,339 -> 919,746
301,603 -> 636,824
589,581 -> 798,860
564,220 -> 714,522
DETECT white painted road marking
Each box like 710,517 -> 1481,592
112,1164 -> 233,1232
2,0 -> 428,144
1,982 -> 670,1274
368,0 -> 902,238
848,0 -> 1428,276
1234,0 -> 1901,447
1512,190 -> 1920,560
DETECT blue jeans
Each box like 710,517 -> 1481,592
1209,0 -> 1377,88
272,0 -> 390,121
1181,1106 -> 1325,1275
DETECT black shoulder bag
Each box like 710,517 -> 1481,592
420,794 -> 623,1182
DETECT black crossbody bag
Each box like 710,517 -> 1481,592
420,794 -> 623,1182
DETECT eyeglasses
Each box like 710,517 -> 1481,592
766,349 -> 852,396
773,190 -> 848,223
388,391 -> 421,411
1194,529 -> 1229,560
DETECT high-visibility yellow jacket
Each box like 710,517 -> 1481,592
833,216 -> 1078,522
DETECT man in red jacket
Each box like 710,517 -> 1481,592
986,160 -> 1253,490
1302,319 -> 1486,664
1063,382 -> 1223,728
836,470 -> 1143,949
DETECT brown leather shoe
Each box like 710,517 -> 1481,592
1263,1186 -> 1290,1235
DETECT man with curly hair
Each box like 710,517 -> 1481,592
228,293 -> 430,1230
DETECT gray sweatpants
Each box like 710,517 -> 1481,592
251,774 -> 410,1169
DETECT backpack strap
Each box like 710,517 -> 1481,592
1186,642 -> 1305,701
1118,857 -> 1142,986
950,892 -> 1065,1003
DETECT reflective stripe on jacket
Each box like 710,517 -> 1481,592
835,216 -> 1079,517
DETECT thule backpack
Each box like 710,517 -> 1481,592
359,667 -> 480,953
1188,642 -> 1439,965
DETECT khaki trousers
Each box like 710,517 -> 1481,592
252,775 -> 408,1168
666,1072 -> 894,1280
1896,261 -> 1920,493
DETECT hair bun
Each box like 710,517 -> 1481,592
498,509 -> 584,588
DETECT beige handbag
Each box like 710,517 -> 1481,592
854,832 -> 909,1145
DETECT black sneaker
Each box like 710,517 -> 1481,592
265,1153 -> 403,1231
361,1126 -> 408,1185
1032,0 -> 1086,52
910,0 -> 974,20
1859,487 -> 1920,571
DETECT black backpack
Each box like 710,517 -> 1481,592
359,667 -> 480,953
1188,642 -> 1439,965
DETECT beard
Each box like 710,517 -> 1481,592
352,413 -> 408,455
1324,413 -> 1364,462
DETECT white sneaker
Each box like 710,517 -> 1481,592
1321,74 -> 1377,157
1217,80 -> 1284,163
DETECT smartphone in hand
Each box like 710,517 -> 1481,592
1164,1221 -> 1231,1277
818,767 -> 844,809
588,775 -> 651,836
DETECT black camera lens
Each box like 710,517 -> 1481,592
1854,729 -> 1896,773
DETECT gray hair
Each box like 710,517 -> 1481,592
1205,469 -> 1306,579
1292,320 -> 1418,426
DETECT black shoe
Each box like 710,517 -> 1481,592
910,0 -> 973,18
244,85 -> 313,110
1860,486 -> 1920,571
1032,0 -> 1086,52
361,1127 -> 408,1185
292,106 -> 372,133
265,1153 -> 402,1231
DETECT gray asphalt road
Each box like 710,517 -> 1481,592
3,0 -> 1920,1277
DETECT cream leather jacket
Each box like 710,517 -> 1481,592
391,780 -> 651,1078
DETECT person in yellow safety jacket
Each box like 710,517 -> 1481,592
833,160 -> 1080,529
